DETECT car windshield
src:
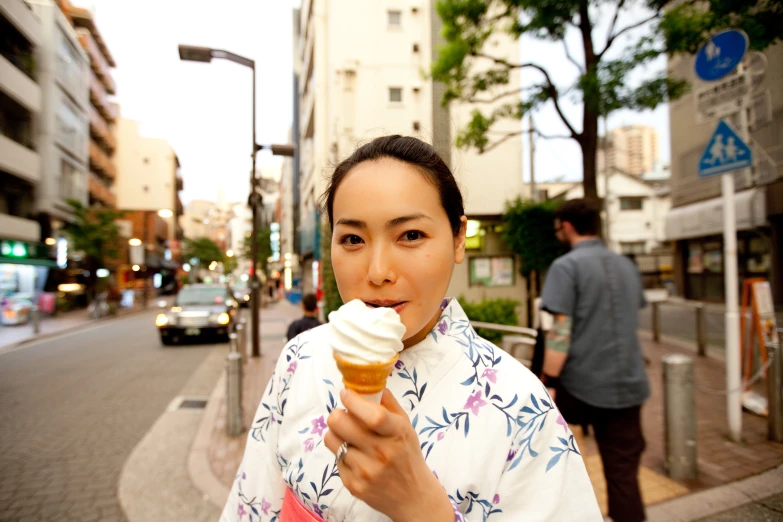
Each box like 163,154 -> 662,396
176,287 -> 225,306
232,285 -> 248,293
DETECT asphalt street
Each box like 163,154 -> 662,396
0,310 -> 221,522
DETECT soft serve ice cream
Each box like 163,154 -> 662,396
329,299 -> 406,401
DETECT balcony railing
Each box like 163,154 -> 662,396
87,104 -> 115,151
89,140 -> 115,179
88,173 -> 116,207
88,69 -> 112,121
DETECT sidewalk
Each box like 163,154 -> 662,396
0,299 -> 161,353
194,306 -> 783,520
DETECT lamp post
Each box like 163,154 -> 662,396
179,44 -> 295,358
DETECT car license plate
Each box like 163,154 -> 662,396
185,328 -> 201,336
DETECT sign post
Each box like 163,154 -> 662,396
695,29 -> 749,443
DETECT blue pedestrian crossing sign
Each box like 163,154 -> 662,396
698,119 -> 752,178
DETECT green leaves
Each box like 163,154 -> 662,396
183,237 -> 225,266
241,228 -> 272,271
457,296 -> 520,343
501,198 -> 566,275
64,199 -> 126,265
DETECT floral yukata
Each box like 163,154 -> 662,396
221,298 -> 601,522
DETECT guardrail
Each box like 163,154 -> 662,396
651,300 -> 708,356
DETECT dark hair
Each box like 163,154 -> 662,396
554,198 -> 600,236
302,293 -> 318,312
320,135 -> 465,236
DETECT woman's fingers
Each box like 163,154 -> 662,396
327,408 -> 377,451
323,428 -> 341,456
341,389 -> 402,437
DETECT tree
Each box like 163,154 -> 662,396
182,237 -> 224,267
242,227 -> 272,274
431,0 -> 783,200
64,200 -> 126,299
502,198 -> 566,323
321,221 -> 343,318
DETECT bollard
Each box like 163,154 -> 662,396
769,339 -> 783,442
695,304 -> 706,357
226,351 -> 243,436
31,305 -> 40,334
652,301 -> 660,343
235,323 -> 245,362
663,354 -> 698,480
229,332 -> 238,353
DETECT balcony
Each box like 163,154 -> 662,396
87,103 -> 115,151
89,140 -> 115,179
0,214 -> 40,243
88,173 -> 116,207
88,69 -> 112,121
0,54 -> 41,113
0,134 -> 40,185
76,29 -> 115,95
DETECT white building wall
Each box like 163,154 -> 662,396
564,172 -> 671,254
28,0 -> 90,221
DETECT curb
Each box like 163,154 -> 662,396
0,306 -> 154,355
646,463 -> 783,521
189,370 -> 231,509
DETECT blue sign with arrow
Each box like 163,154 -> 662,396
699,119 -> 752,178
694,30 -> 748,82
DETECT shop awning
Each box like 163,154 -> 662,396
665,188 -> 767,241
0,257 -> 57,267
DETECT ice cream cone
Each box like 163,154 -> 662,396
333,352 -> 399,396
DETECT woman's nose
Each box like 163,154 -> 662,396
367,244 -> 397,286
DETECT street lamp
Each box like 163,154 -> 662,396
158,209 -> 174,218
128,238 -> 142,246
226,250 -> 234,258
179,43 -> 296,358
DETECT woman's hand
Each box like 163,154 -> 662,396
324,388 -> 454,522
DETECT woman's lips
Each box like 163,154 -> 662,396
364,300 -> 408,314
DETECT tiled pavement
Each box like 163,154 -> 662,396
206,305 -> 783,516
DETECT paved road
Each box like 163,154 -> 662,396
0,311 -> 221,522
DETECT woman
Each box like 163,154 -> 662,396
221,136 -> 601,521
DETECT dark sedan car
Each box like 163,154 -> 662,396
156,284 -> 239,345
232,284 -> 251,308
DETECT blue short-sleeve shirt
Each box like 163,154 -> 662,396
541,239 -> 650,409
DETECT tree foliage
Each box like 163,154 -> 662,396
182,237 -> 225,266
321,221 -> 343,319
432,0 -> 783,200
502,198 -> 566,275
64,200 -> 126,298
242,227 -> 272,273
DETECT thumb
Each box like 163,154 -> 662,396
380,388 -> 407,416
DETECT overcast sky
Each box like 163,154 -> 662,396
85,0 -> 670,204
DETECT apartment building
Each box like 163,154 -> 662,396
0,0 -> 50,295
64,1 -> 117,209
598,125 -> 660,177
26,0 -> 90,242
291,1 -> 527,319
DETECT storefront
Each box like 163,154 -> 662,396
666,187 -> 779,303
0,239 -> 58,320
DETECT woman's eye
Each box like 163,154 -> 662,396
401,231 -> 424,242
340,234 -> 363,245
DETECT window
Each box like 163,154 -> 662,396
620,241 -> 646,255
412,43 -> 419,53
387,10 -> 402,29
619,196 -> 644,210
412,121 -> 420,131
389,87 -> 403,103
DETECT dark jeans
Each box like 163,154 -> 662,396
555,385 -> 647,522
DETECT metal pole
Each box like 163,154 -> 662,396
142,211 -> 149,309
696,303 -> 707,357
663,353 -> 698,480
235,322 -> 245,362
529,114 -> 536,201
226,350 -> 243,436
31,305 -> 40,334
652,301 -> 660,343
250,64 -> 261,358
724,63 -> 750,443
769,339 -> 783,442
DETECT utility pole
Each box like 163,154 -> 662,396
529,114 -> 537,202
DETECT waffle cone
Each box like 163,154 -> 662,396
333,353 -> 399,395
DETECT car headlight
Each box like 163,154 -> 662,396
218,312 -> 230,325
243,295 -> 250,301
155,314 -> 168,327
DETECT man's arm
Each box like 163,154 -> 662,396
542,314 -> 572,396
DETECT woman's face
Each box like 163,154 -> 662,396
331,158 -> 466,348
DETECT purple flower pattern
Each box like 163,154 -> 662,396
482,368 -> 498,383
310,416 -> 327,436
464,391 -> 488,415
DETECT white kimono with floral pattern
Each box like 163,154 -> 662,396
220,298 -> 602,522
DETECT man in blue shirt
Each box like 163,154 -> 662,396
541,198 -> 649,522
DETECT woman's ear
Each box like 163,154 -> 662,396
454,216 -> 467,264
